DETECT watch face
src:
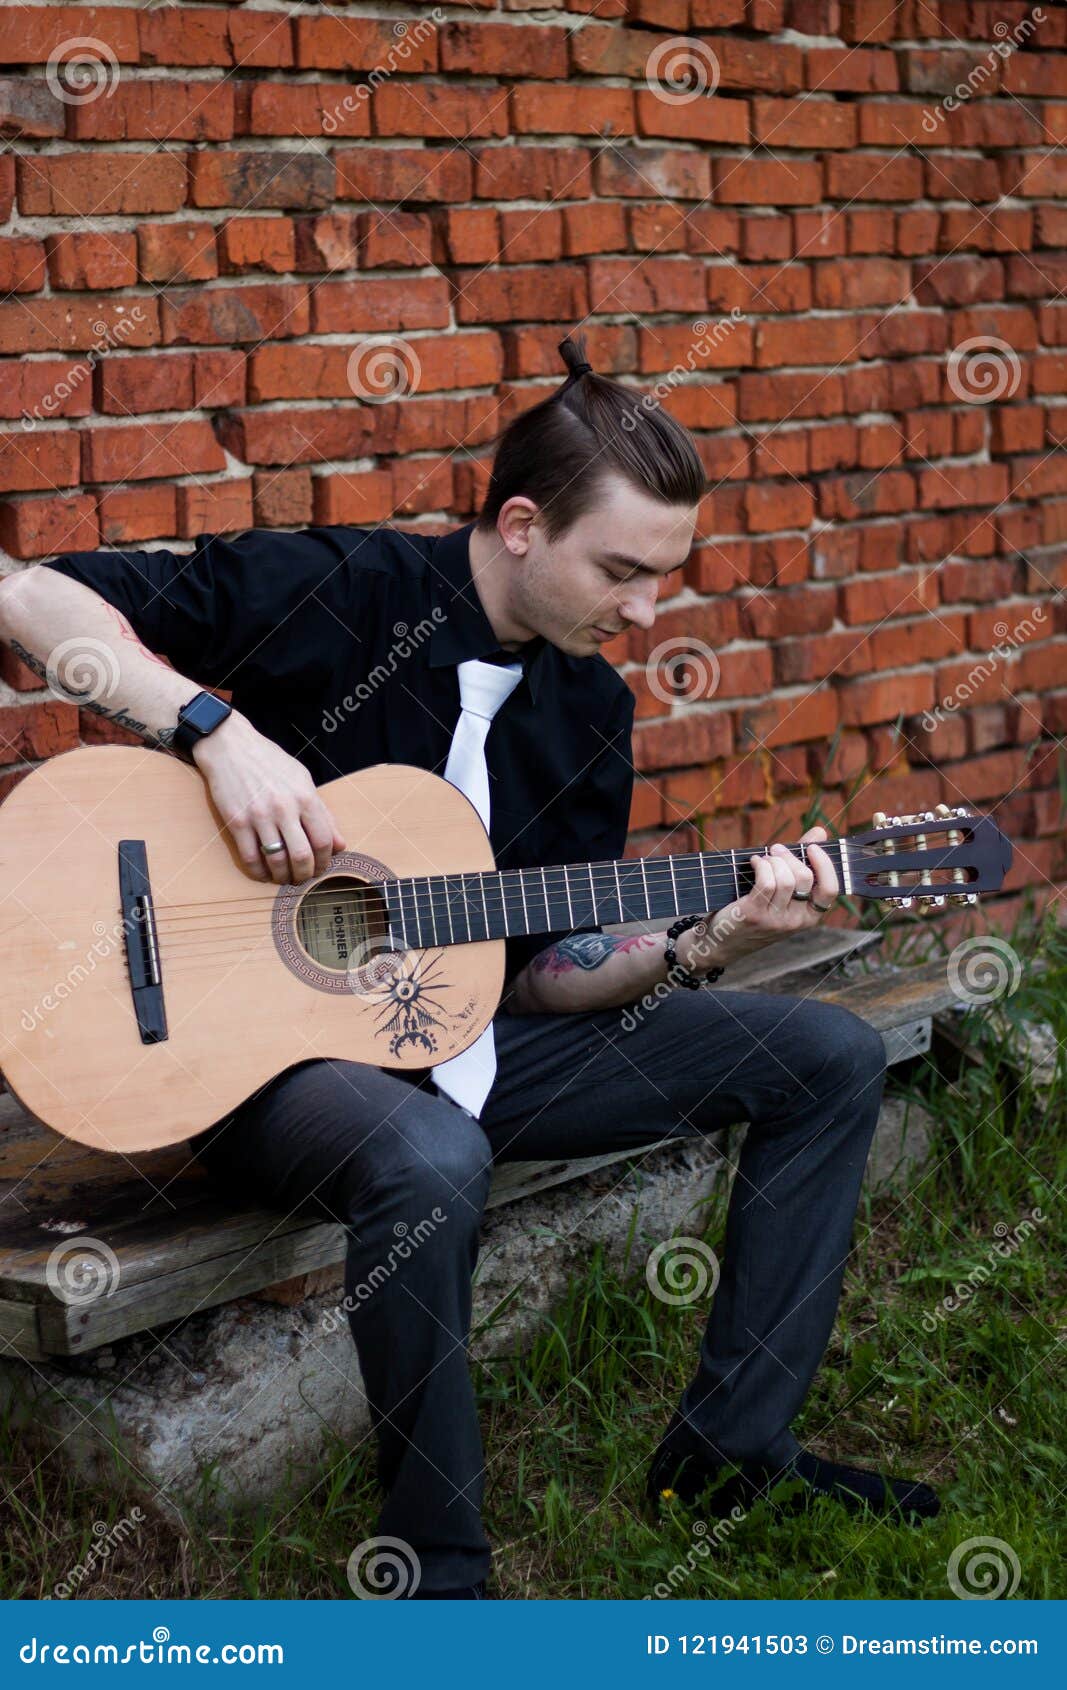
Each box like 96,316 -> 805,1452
182,692 -> 231,734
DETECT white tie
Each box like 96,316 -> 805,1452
431,657 -> 523,1120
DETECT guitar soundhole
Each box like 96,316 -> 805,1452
295,875 -> 392,974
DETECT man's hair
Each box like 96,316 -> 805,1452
473,330 -> 707,544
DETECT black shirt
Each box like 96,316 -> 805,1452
40,521 -> 636,994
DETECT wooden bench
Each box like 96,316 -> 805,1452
0,928 -> 960,1365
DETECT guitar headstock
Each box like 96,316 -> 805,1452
844,802 -> 1013,911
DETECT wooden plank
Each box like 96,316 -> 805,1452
0,953 -> 954,1356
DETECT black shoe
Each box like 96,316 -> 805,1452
646,1416 -> 939,1523
409,1577 -> 488,1599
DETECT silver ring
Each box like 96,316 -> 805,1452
791,890 -> 810,902
260,840 -> 286,855
811,897 -> 833,914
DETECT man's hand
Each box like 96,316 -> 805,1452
192,710 -> 347,884
676,824 -> 839,975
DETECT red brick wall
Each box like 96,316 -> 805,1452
1,0 -> 1065,933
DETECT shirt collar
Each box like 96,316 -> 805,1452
428,520 -> 549,704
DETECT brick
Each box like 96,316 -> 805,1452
45,231 -> 136,291
752,97 -> 855,149
0,702 -> 80,764
161,284 -> 309,346
0,494 -> 97,560
96,354 -> 195,416
360,211 -> 434,270
337,148 -> 472,204
736,688 -> 839,748
218,217 -> 296,276
313,471 -> 396,525
635,90 -> 748,146
252,469 -> 313,529
97,484 -> 177,544
918,464 -> 1010,510
138,222 -> 218,284
194,350 -> 246,409
0,8 -> 138,66
0,237 -> 46,294
0,430 -> 80,493
68,80 -> 233,142
189,151 -> 333,210
236,81 -> 371,139
374,84 -> 507,140
744,481 -> 815,533
176,480 -> 254,539
0,358 -> 95,423
814,257 -> 910,308
452,265 -> 587,325
17,153 -> 187,215
825,154 -> 923,201
294,16 -> 438,73
839,673 -> 935,726
713,156 -> 821,206
840,570 -> 938,625
633,713 -> 733,771
0,77 -> 66,137
311,277 -> 450,335
512,83 -> 633,136
595,147 -> 710,200
81,421 -> 226,484
742,586 -> 835,639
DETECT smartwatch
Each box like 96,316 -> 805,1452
173,690 -> 232,761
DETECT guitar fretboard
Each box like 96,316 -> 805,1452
383,840 -> 849,950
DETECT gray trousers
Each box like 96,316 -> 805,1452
188,984 -> 887,1590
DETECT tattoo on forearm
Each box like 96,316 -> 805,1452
530,931 -> 658,979
8,636 -> 177,750
102,601 -> 173,669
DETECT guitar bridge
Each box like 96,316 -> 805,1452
118,839 -> 168,1044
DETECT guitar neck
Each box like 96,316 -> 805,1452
384,839 -> 850,952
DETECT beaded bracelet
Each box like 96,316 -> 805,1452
664,914 -> 725,990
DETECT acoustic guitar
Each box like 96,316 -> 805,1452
0,745 -> 1012,1153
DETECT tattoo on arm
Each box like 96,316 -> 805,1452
102,601 -> 173,669
529,930 -> 658,979
8,636 -> 178,751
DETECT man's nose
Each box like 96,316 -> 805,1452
620,582 -> 658,630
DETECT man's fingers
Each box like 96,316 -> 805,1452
804,839 -> 839,901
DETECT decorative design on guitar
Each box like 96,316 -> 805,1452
365,949 -> 464,1059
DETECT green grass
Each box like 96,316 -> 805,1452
1,908 -> 1064,1600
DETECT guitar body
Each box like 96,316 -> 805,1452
0,746 -> 503,1153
